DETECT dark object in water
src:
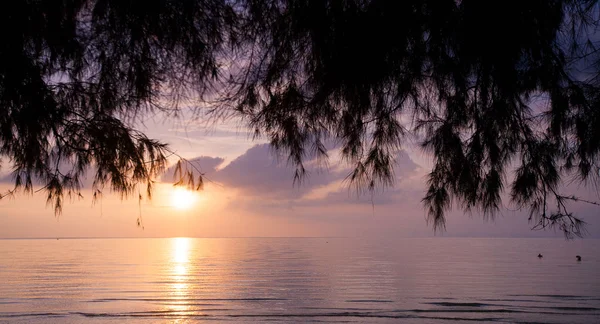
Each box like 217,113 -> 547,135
538,254 -> 543,258
576,255 -> 582,261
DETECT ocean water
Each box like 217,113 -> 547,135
0,238 -> 598,323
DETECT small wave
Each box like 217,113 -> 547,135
528,306 -> 599,311
0,313 -> 67,318
509,294 -> 594,299
407,308 -> 597,316
225,313 -> 409,319
480,298 -> 556,304
224,313 -> 504,322
426,302 -> 491,307
345,299 -> 393,303
7,309 -> 591,323
414,315 -> 503,322
300,307 -> 383,311
71,311 -> 209,318
409,308 -> 521,314
162,303 -> 225,307
89,297 -> 286,302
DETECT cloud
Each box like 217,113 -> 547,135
0,155 -> 226,194
212,144 -> 344,198
293,149 -> 423,206
161,156 -> 225,183
166,144 -> 600,237
162,143 -> 423,206
0,161 -> 97,189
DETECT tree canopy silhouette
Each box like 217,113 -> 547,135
1,0 -> 600,237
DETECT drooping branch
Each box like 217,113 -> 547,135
1,0 -> 600,237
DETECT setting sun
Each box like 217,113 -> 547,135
170,187 -> 196,210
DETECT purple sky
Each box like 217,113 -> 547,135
1,112 -> 599,238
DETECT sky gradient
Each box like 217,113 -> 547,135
1,112 -> 599,239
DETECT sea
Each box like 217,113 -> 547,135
0,237 -> 598,323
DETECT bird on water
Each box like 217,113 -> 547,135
538,254 -> 543,258
576,255 -> 582,261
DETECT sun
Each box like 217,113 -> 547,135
170,187 -> 196,210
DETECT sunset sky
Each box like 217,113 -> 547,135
1,111 -> 599,239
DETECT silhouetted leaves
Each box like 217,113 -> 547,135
1,0 -> 600,236
220,0 -> 600,237
0,0 -> 230,213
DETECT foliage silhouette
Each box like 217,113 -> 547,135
1,0 -> 600,237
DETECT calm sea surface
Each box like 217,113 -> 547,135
0,238 -> 599,323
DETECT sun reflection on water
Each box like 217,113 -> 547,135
168,237 -> 193,318
172,237 -> 190,264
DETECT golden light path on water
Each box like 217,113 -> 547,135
1,239 -> 599,323
168,237 -> 193,321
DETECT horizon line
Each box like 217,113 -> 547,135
1,236 -> 597,240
